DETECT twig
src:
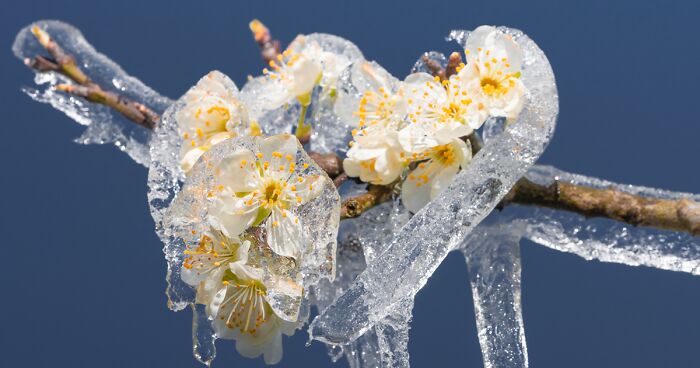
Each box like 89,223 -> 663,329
340,185 -> 395,219
249,19 -> 281,66
25,25 -> 159,129
55,84 -> 158,129
420,54 -> 446,81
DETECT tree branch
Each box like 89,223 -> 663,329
504,178 -> 700,235
21,24 -> 700,236
25,25 -> 159,129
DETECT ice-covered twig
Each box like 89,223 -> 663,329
25,25 -> 159,129
503,178 -> 700,236
23,22 -> 700,237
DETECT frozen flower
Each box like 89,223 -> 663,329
177,71 -> 253,173
401,138 -> 472,213
400,72 -> 482,153
180,229 -> 250,303
306,42 -> 350,92
335,61 -> 407,130
261,44 -> 322,109
343,127 -> 406,185
207,134 -> 324,259
205,238 -> 300,365
458,25 -> 526,122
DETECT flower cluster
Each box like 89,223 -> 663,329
169,25 -> 525,365
172,59 -> 334,364
178,135 -> 325,364
340,26 -> 526,212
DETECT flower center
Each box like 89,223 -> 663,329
481,77 -> 506,96
219,279 -> 270,334
263,180 -> 283,205
431,144 -> 456,166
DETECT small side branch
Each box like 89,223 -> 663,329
249,19 -> 281,66
25,25 -> 159,129
340,185 -> 395,219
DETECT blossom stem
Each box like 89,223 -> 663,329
295,101 -> 312,140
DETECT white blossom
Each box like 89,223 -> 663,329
401,138 -> 472,213
176,71 -> 255,173
400,72 -> 482,153
343,127 -> 406,185
207,134 -> 324,259
459,25 -> 526,122
177,229 -> 299,364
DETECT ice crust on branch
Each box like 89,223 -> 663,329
517,165 -> 700,274
313,201 -> 414,367
309,27 -> 559,344
13,20 -> 172,165
17,20 -> 700,368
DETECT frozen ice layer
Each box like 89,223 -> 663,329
459,220 -> 529,368
517,165 -> 700,275
312,201 -> 414,367
240,33 -> 365,154
13,20 -> 172,166
160,134 -> 340,364
309,26 -> 559,344
161,135 -> 340,311
191,303 -> 217,366
147,71 -> 248,229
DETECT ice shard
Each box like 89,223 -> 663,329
13,20 -> 172,166
460,219 -> 529,368
309,26 -> 559,344
313,201 -> 414,367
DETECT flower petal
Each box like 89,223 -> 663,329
266,209 -> 303,258
215,149 -> 259,192
208,197 -> 257,238
401,170 -> 432,213
180,146 -> 208,173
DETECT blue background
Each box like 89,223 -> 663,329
1,0 -> 699,367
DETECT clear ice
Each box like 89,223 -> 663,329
160,135 -> 340,362
309,26 -> 560,346
313,201 -> 414,368
12,20 -> 172,166
15,20 -> 700,368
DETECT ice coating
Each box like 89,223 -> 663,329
191,303 -> 217,366
161,135 -> 339,312
309,26 -> 559,344
460,219 -> 529,368
12,20 -> 172,166
147,71 -> 245,227
312,201 -> 414,367
517,165 -> 700,275
239,33 -> 365,154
